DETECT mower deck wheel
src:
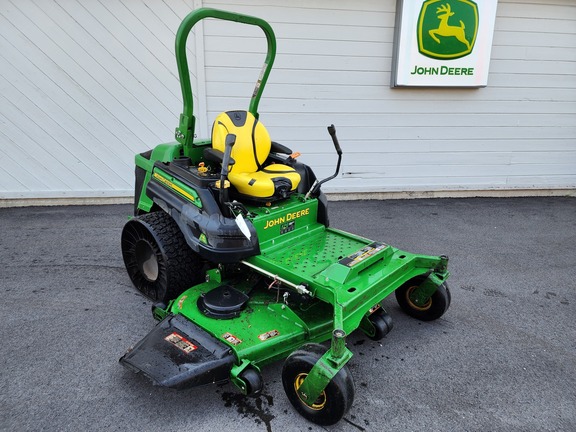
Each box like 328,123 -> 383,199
367,310 -> 394,341
239,367 -> 263,397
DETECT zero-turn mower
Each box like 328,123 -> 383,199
119,8 -> 451,426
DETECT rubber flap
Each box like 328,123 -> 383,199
120,314 -> 235,389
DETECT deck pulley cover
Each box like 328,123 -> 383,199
197,285 -> 249,319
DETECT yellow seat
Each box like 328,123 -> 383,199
211,111 -> 300,200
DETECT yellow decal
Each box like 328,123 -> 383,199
153,172 -> 196,202
369,304 -> 381,314
263,207 -> 310,229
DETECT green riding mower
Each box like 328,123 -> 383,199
119,8 -> 451,426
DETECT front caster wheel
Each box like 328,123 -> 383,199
121,212 -> 202,303
395,277 -> 451,321
282,344 -> 354,426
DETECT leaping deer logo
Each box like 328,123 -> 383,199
429,3 -> 471,50
417,0 -> 478,59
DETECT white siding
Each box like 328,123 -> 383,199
0,0 -> 575,201
202,0 -> 576,193
0,0 -> 201,199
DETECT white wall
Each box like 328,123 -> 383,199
0,0 -> 201,200
0,0 -> 574,202
201,0 -> 576,193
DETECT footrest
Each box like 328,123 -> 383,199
318,241 -> 393,285
120,314 -> 235,389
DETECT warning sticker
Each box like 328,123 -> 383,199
222,332 -> 242,346
339,242 -> 388,267
177,295 -> 188,310
258,330 -> 280,341
164,332 -> 197,354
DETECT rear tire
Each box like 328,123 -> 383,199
121,212 -> 202,302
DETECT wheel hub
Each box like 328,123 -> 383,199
406,285 -> 432,311
294,373 -> 327,410
135,240 -> 159,282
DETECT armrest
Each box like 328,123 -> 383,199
203,148 -> 235,165
270,141 -> 292,155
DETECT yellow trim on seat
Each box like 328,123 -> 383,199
229,164 -> 300,197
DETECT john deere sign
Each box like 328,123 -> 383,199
418,0 -> 478,59
392,0 -> 497,87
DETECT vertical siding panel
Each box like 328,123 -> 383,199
0,94 -> 93,190
0,33 -> 135,180
48,0 -> 176,131
0,141 -> 50,193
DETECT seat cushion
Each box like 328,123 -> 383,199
228,164 -> 300,199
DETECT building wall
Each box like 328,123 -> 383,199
0,0 -> 574,203
0,0 -> 201,200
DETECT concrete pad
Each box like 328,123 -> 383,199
1,197 -> 574,431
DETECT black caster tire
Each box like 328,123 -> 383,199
239,367 -> 263,397
282,343 -> 354,426
395,277 -> 451,322
121,211 -> 202,303
366,310 -> 394,341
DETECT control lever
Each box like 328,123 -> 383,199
305,125 -> 343,199
219,134 -> 236,215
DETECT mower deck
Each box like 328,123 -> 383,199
164,276 -> 334,369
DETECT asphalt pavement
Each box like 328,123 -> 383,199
1,197 -> 575,432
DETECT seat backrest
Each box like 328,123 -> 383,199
211,111 -> 271,174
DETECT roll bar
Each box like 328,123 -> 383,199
173,8 -> 277,155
